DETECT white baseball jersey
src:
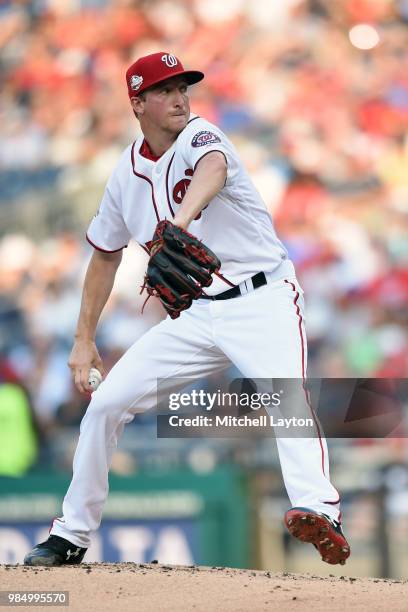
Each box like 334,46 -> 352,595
87,114 -> 295,295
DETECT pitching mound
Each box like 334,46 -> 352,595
1,563 -> 407,611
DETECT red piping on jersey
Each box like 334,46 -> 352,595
131,142 -> 160,223
285,279 -> 324,470
284,278 -> 341,513
193,149 -> 228,172
86,234 -> 127,253
165,152 -> 176,217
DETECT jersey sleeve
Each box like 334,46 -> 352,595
181,119 -> 240,186
86,175 -> 131,253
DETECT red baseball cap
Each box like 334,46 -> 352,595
126,52 -> 204,99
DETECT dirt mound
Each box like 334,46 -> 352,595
1,563 -> 407,611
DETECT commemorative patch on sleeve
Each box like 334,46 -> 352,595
191,130 -> 222,148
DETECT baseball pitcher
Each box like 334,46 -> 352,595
24,52 -> 350,567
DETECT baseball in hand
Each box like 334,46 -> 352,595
88,367 -> 103,391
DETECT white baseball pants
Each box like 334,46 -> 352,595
51,276 -> 340,548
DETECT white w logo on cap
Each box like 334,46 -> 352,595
161,54 -> 178,68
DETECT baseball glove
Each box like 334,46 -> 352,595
141,220 -> 221,319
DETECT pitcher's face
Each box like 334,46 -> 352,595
132,76 -> 190,135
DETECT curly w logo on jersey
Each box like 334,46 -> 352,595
191,131 -> 222,148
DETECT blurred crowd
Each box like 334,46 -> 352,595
0,0 -> 407,473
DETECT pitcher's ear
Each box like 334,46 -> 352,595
131,93 -> 146,117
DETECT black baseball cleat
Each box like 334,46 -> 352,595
24,535 -> 87,567
284,507 -> 351,565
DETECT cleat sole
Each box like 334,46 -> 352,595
284,508 -> 351,566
